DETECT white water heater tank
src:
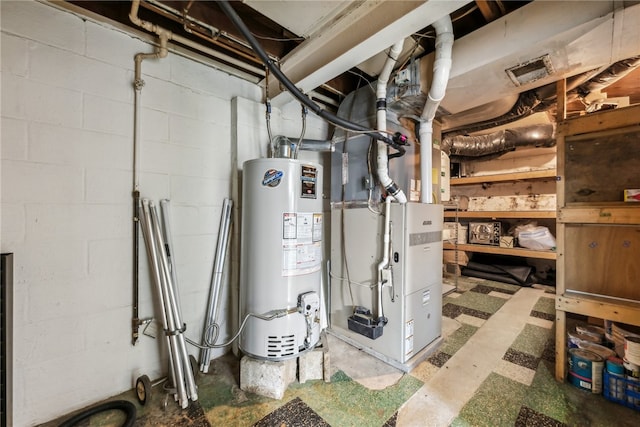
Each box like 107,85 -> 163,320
240,158 -> 323,360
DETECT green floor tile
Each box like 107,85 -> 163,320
453,372 -> 528,427
444,290 -> 508,315
511,323 -> 553,358
440,323 -> 479,356
532,296 -> 556,315
288,371 -> 423,427
525,360 -> 573,423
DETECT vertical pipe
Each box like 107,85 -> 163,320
131,60 -> 143,346
420,16 -> 453,203
130,0 -> 171,344
375,41 -> 404,321
376,41 -> 407,204
376,197 -> 392,320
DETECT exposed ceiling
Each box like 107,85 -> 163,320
62,0 -> 640,135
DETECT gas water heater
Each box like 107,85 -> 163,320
240,158 -> 324,360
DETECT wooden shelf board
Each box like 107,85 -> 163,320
444,210 -> 556,219
558,205 -> 640,224
450,169 -> 557,186
443,242 -> 557,259
557,104 -> 640,136
556,292 -> 640,326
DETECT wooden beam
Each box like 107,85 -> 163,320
444,210 -> 556,219
557,104 -> 640,136
558,205 -> 640,224
450,169 -> 557,185
556,293 -> 640,326
268,0 -> 469,104
556,78 -> 566,122
442,243 -> 557,259
476,1 -> 500,23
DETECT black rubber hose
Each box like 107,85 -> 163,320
217,0 -> 396,147
58,400 -> 136,427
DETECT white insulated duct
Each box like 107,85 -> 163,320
376,41 -> 407,204
420,16 -> 453,204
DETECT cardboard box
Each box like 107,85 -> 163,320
443,222 -> 468,244
499,236 -> 514,248
443,250 -> 469,266
624,189 -> 640,202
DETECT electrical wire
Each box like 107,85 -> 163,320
293,104 -> 307,159
264,67 -> 275,157
329,270 -> 374,289
366,137 -> 381,214
251,32 -> 306,42
347,69 -> 376,94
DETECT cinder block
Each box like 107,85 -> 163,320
25,79 -> 82,127
3,161 -> 83,203
298,349 -> 324,383
0,1 -> 85,53
83,94 -> 132,136
1,33 -> 29,76
240,356 -> 296,400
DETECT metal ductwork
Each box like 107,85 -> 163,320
442,55 -> 640,138
442,123 -> 556,162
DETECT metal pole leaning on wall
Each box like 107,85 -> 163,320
200,198 -> 234,373
139,200 -> 179,401
140,199 -> 198,408
149,203 -> 196,406
155,201 -> 198,403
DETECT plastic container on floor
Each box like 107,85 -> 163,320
603,370 -> 640,411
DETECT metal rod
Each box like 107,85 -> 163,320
150,203 -> 198,403
132,190 -> 140,345
200,198 -> 233,373
149,203 -> 190,407
139,200 -> 179,400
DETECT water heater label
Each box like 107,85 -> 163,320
283,213 -> 297,239
262,169 -> 283,187
301,165 -> 317,198
282,212 -> 322,276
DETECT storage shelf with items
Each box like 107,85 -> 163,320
443,242 -> 557,260
441,148 -> 559,295
554,104 -> 640,396
444,165 -> 559,285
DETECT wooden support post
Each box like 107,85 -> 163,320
555,310 -> 567,381
556,78 -> 566,122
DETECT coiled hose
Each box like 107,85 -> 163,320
58,400 -> 136,427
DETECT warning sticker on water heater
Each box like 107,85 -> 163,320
282,212 -> 322,276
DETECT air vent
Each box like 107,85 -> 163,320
267,334 -> 296,357
506,54 -> 554,86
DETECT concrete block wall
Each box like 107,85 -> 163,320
0,1 -> 329,426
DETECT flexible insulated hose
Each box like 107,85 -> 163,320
217,0 -> 400,149
58,400 -> 136,427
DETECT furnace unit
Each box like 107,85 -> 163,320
330,202 -> 443,371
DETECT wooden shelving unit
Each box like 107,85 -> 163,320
445,170 -> 557,260
450,169 -> 557,186
444,210 -> 556,219
554,104 -> 640,381
443,242 -> 557,259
